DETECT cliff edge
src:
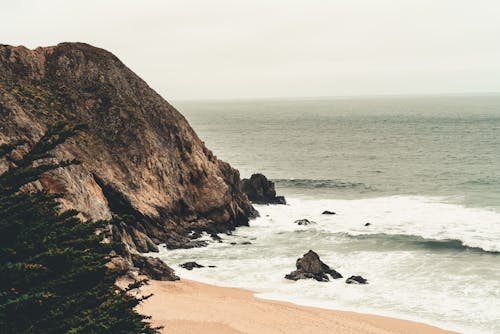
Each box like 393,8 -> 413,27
0,42 -> 256,274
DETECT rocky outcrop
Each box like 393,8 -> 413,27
346,275 -> 368,284
293,219 -> 316,226
285,250 -> 342,282
240,173 -> 286,205
180,262 -> 205,270
322,210 -> 336,215
0,42 -> 257,278
131,254 -> 179,281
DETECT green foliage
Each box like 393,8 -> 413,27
0,122 -> 159,334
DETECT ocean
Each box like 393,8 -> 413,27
153,95 -> 500,333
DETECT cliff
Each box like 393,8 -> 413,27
0,42 -> 256,275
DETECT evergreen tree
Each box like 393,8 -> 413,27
0,122 -> 159,334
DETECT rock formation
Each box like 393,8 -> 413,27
240,173 -> 286,204
345,275 -> 368,284
293,219 -> 316,226
0,42 -> 257,279
322,210 -> 336,215
130,254 -> 179,281
180,261 -> 205,270
285,250 -> 342,282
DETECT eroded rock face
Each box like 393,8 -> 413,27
240,173 -> 286,205
285,250 -> 342,282
0,42 -> 257,277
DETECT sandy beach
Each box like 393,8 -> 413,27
130,278 -> 457,334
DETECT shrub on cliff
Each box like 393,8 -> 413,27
0,122 -> 158,334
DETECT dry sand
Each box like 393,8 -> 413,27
129,278 -> 457,334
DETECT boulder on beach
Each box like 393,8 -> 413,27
285,250 -> 342,282
180,261 -> 205,270
346,275 -> 368,284
293,219 -> 316,226
131,254 -> 179,281
322,210 -> 336,215
240,173 -> 286,205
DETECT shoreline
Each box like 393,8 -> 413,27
131,278 -> 458,334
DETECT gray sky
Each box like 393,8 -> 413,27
2,0 -> 500,100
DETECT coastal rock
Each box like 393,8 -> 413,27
240,173 -> 286,204
131,254 -> 179,281
0,43 -> 258,278
285,250 -> 342,282
293,219 -> 316,226
322,210 -> 336,215
166,231 -> 208,249
210,233 -> 223,242
364,223 -> 371,226
346,275 -> 368,284
180,261 -> 205,270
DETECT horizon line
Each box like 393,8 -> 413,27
171,91 -> 500,103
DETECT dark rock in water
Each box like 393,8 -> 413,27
346,275 -> 368,284
241,241 -> 252,245
322,210 -> 336,215
190,231 -> 202,239
131,254 -> 179,281
208,265 -> 217,268
293,219 -> 316,226
166,232 -> 208,249
364,223 -> 371,226
285,250 -> 342,282
241,173 -> 286,205
230,242 -> 237,245
180,261 -> 205,270
210,233 -> 223,242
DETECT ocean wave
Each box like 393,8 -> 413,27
272,178 -> 372,190
460,176 -> 500,186
337,232 -> 500,254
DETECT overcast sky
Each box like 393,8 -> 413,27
2,0 -> 500,100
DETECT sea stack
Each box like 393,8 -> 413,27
285,250 -> 342,282
240,173 -> 286,204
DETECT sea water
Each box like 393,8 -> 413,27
152,95 -> 500,333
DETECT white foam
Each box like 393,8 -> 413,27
253,196 -> 500,252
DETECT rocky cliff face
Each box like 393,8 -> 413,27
0,42 -> 256,275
